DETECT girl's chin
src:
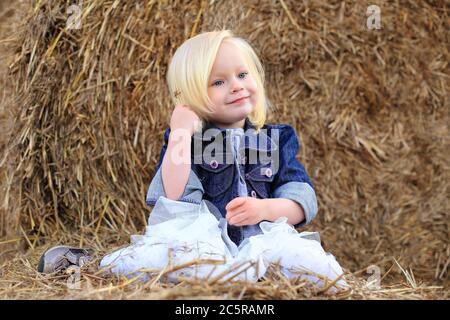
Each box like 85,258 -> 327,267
211,103 -> 253,121
226,101 -> 253,111
229,106 -> 252,118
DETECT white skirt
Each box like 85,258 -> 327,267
99,197 -> 348,290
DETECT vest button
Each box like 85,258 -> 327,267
251,190 -> 257,198
210,159 -> 218,169
265,168 -> 273,177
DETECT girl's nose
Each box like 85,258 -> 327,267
231,83 -> 243,93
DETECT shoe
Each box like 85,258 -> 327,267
37,245 -> 91,273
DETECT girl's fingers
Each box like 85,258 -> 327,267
233,218 -> 251,226
226,207 -> 246,220
225,197 -> 246,211
229,212 -> 248,226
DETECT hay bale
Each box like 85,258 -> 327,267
0,0 -> 34,258
1,0 -> 448,295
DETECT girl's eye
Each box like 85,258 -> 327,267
238,72 -> 248,79
213,80 -> 224,86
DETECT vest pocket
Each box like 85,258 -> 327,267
198,162 -> 234,197
246,162 -> 275,198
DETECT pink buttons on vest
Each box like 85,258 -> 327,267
251,190 -> 257,198
210,159 -> 218,169
264,168 -> 273,178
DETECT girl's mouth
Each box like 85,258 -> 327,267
228,96 -> 249,105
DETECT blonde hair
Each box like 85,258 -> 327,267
166,30 -> 271,132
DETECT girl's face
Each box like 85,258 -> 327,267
207,40 -> 258,129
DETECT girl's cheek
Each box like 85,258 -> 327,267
213,88 -> 224,103
251,95 -> 258,107
208,87 -> 220,103
247,77 -> 258,94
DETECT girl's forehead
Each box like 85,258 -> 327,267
211,42 -> 248,75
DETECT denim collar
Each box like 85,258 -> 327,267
192,117 -> 278,152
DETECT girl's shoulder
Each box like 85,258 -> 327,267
261,122 -> 295,131
260,123 -> 298,137
260,123 -> 301,148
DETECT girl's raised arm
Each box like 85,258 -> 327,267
160,105 -> 201,200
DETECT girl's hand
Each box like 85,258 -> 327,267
170,104 -> 202,136
225,197 -> 265,226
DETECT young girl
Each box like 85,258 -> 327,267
99,30 -> 347,289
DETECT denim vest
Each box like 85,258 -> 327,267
146,117 -> 318,247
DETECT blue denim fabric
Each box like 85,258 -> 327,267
146,117 -> 318,246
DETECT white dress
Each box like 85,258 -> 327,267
99,196 -> 348,290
